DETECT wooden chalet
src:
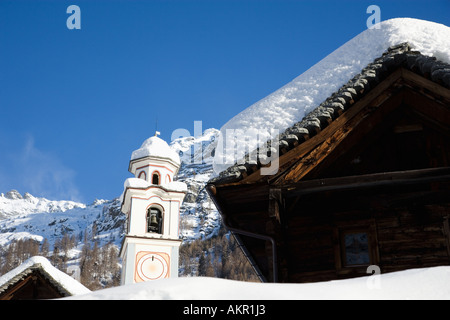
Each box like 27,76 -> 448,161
207,43 -> 450,283
0,256 -> 89,300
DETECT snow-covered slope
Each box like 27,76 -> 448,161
170,128 -> 221,241
66,266 -> 450,300
171,128 -> 218,169
0,128 -> 221,253
0,192 -> 124,248
0,190 -> 86,220
212,18 -> 450,175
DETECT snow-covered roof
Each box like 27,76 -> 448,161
0,256 -> 90,297
64,266 -> 450,300
211,18 -> 450,182
130,135 -> 181,166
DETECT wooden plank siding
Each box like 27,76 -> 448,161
282,178 -> 450,283
208,60 -> 450,283
211,169 -> 450,283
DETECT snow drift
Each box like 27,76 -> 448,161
65,266 -> 450,300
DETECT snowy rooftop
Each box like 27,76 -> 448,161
131,135 -> 181,166
65,266 -> 450,300
212,18 -> 450,177
0,256 -> 90,297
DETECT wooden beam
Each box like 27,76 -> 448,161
0,275 -> 34,300
442,216 -> 450,259
277,89 -> 405,184
269,188 -> 283,224
237,68 -> 405,185
280,166 -> 450,197
393,123 -> 423,133
403,88 -> 450,133
401,68 -> 450,102
224,68 -> 450,186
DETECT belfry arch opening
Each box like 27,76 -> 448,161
152,172 -> 160,185
147,207 -> 163,234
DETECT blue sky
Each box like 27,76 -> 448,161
0,0 -> 449,203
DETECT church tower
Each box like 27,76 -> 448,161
119,133 -> 187,285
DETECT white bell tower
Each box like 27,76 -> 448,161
119,132 -> 187,285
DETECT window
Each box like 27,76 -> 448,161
152,172 -> 160,185
147,208 -> 162,234
138,171 -> 146,180
342,232 -> 370,266
334,223 -> 379,272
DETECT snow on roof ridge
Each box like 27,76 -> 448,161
0,255 -> 90,296
212,18 -> 450,176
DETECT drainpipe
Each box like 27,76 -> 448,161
206,184 -> 278,283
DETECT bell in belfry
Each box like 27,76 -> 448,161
147,208 -> 162,233
150,213 -> 158,230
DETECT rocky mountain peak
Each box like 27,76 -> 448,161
4,190 -> 23,200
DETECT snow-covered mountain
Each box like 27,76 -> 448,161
170,128 -> 221,241
0,190 -> 86,220
0,128 -> 221,257
0,192 -> 124,248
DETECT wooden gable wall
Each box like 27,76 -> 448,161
0,270 -> 65,300
208,67 -> 450,283
270,68 -> 450,185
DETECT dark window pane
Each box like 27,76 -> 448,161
344,232 -> 369,265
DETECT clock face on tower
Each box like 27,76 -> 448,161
135,251 -> 170,282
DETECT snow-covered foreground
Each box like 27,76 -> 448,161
65,266 -> 450,300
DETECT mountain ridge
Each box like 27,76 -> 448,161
0,128 -> 223,284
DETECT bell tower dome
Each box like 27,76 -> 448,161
119,132 -> 187,285
128,132 -> 181,186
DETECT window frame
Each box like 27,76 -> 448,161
138,170 -> 146,180
333,220 -> 379,275
151,171 -> 160,185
